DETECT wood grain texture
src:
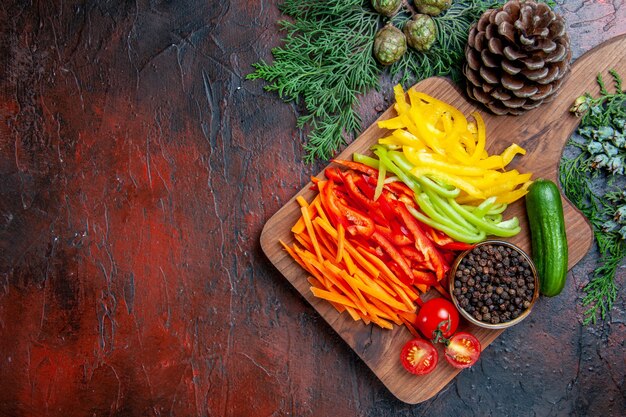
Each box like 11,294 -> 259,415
261,34 -> 626,404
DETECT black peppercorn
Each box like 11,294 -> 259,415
453,242 -> 537,326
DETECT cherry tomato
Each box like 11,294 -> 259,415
415,297 -> 459,340
400,338 -> 438,376
444,332 -> 481,369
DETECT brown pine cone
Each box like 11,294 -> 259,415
463,0 -> 572,115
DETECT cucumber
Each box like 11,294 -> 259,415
525,179 -> 569,296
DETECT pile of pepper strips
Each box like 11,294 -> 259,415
281,86 -> 533,331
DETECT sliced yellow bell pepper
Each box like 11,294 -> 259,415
404,147 -> 486,177
393,129 -> 426,148
440,111 -> 453,133
459,131 -> 476,155
393,84 -> 410,115
461,170 -> 530,189
411,90 -> 468,130
376,85 -> 533,213
443,141 -> 474,166
377,116 -> 405,130
493,182 -> 532,204
501,143 -> 526,166
475,155 -> 504,170
408,107 -> 446,155
469,112 -> 486,163
479,173 -> 533,196
378,135 -> 401,149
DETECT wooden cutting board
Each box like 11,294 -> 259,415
260,34 -> 626,404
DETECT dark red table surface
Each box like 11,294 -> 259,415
1,1 -> 625,416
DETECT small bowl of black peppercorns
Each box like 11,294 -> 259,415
449,240 -> 539,329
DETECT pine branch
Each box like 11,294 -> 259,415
560,69 -> 626,325
247,0 -> 558,163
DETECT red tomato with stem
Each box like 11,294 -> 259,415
415,297 -> 459,341
400,338 -> 438,376
444,332 -> 481,369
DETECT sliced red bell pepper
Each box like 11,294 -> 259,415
425,225 -> 450,245
396,193 -> 419,212
375,224 -> 413,247
426,227 -> 476,251
384,181 -> 414,199
371,231 -> 415,285
359,172 -> 378,188
400,245 -> 426,263
320,179 -> 375,237
393,199 -> 447,281
324,167 -> 344,184
341,171 -> 376,212
387,262 -> 414,287
439,249 -> 458,266
354,175 -> 376,200
340,203 -> 375,237
331,159 -> 379,177
411,270 -> 438,286
377,193 -> 417,241
318,180 -> 341,227
439,241 -> 476,251
340,172 -> 386,235
376,191 -> 395,216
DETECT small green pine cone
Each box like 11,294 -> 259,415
371,0 -> 402,17
373,24 -> 407,66
404,14 -> 437,52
